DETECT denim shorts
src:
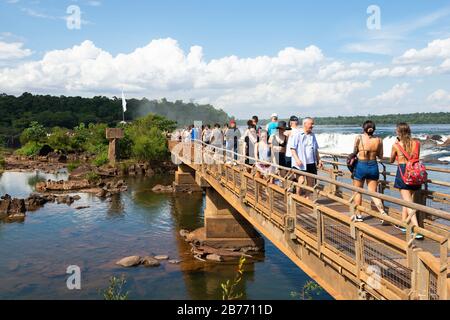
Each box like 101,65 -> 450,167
353,160 -> 379,181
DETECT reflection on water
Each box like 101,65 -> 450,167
0,171 -> 331,300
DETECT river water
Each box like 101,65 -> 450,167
0,171 -> 331,300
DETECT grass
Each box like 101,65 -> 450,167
290,281 -> 324,300
101,275 -> 130,300
221,255 -> 246,300
83,172 -> 100,183
67,160 -> 81,172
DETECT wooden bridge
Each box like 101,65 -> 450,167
168,140 -> 449,300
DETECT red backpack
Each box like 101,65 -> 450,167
396,141 -> 428,186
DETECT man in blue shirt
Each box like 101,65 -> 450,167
265,113 -> 279,137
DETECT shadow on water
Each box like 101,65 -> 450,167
0,171 -> 332,300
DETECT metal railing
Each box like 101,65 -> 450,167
169,140 -> 449,300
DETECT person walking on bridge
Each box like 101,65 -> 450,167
225,120 -> 241,162
243,120 -> 258,165
285,115 -> 300,169
265,113 -> 279,137
290,117 -> 323,196
351,120 -> 387,223
390,122 -> 425,240
269,120 -> 288,167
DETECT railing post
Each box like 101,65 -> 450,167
413,249 -> 428,300
315,206 -> 322,254
438,238 -> 448,300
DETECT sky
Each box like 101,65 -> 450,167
1,0 -> 450,118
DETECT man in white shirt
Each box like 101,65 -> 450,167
290,117 -> 323,196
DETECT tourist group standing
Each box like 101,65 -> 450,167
173,117 -> 426,239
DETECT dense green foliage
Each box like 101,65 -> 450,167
102,275 -> 129,300
15,113 -> 176,164
0,93 -> 230,146
119,114 -> 176,161
0,149 -> 5,171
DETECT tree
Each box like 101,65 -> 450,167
20,121 -> 47,145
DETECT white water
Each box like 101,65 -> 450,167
314,133 -> 449,159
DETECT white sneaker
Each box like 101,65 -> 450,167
355,215 -> 364,222
380,212 -> 389,226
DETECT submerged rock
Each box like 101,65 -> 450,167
141,256 -> 161,267
152,184 -> 174,193
154,255 -> 169,260
168,259 -> 181,264
116,256 -> 142,268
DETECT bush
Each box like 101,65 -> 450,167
16,141 -> 43,156
20,121 -> 47,145
67,160 -> 81,172
83,171 -> 100,182
131,127 -> 167,162
92,147 -> 109,167
0,156 -> 5,170
47,127 -> 72,153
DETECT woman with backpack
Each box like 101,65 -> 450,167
390,123 -> 426,240
351,120 -> 387,222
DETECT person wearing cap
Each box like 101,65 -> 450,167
285,115 -> 300,169
265,113 -> 279,137
269,120 -> 288,167
225,120 -> 241,162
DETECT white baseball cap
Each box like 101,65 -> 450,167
271,113 -> 278,118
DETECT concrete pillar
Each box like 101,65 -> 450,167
105,128 -> 124,166
173,164 -> 202,192
203,188 -> 264,250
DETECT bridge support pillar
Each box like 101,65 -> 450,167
173,164 -> 202,192
203,188 -> 264,250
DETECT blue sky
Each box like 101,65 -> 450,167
1,0 -> 450,118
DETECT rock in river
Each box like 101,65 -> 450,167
116,256 -> 142,267
141,256 -> 161,267
154,255 -> 169,260
152,185 -> 174,193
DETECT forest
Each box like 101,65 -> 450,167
0,93 -> 230,146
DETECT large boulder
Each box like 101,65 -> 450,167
38,145 -> 54,157
141,256 -> 160,267
116,256 -> 142,267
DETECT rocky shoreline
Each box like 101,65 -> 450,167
0,193 -> 81,222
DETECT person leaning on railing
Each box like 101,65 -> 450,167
351,120 -> 388,223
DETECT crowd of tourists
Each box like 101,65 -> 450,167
172,116 -> 426,240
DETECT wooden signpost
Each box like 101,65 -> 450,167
106,128 -> 124,166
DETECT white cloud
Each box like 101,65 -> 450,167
395,37 -> 450,64
368,83 -> 411,105
427,89 -> 450,103
87,1 -> 102,6
1,38 -> 370,115
2,36 -> 450,116
0,41 -> 32,59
